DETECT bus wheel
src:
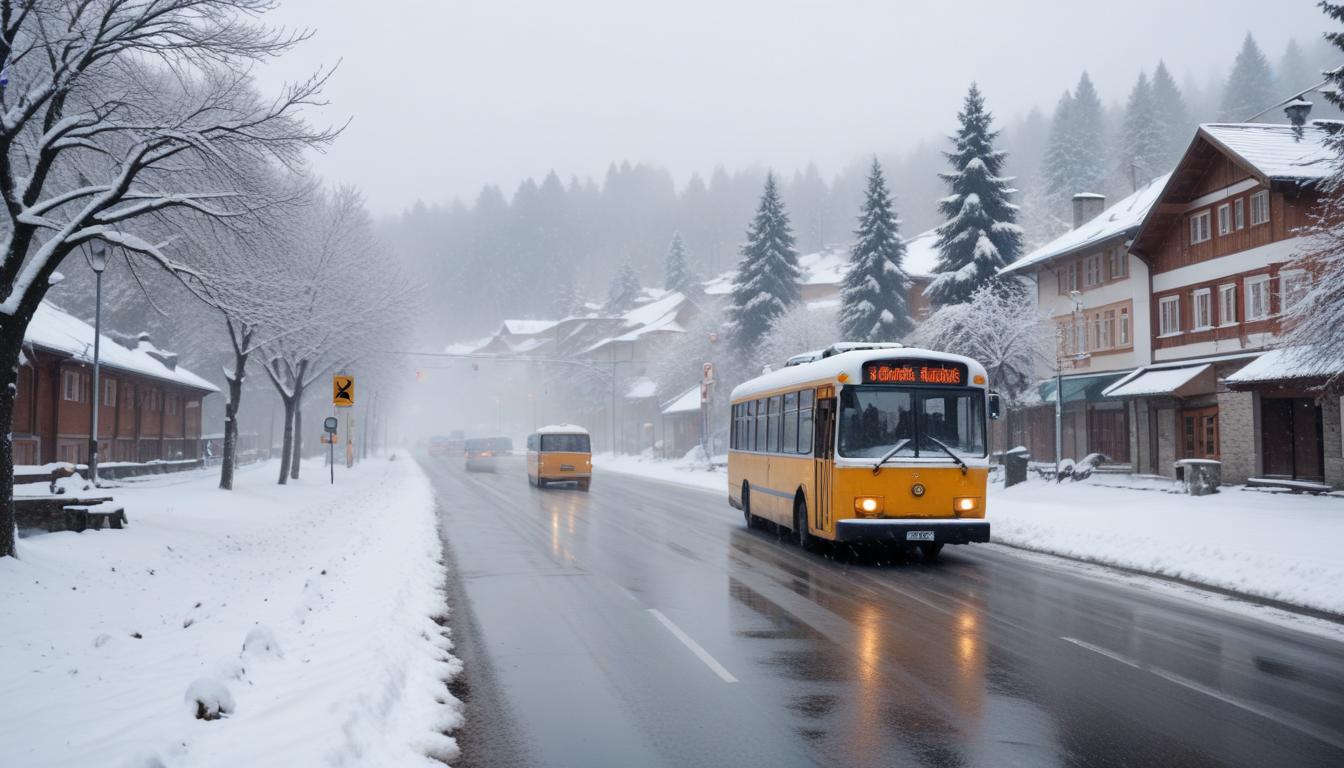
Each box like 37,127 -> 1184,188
795,496 -> 817,551
919,542 -> 944,561
742,483 -> 757,529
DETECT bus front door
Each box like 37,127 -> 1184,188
814,395 -> 836,535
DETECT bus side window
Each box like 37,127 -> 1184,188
755,398 -> 766,451
783,391 -> 798,454
799,390 -> 814,455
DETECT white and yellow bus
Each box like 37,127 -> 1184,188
526,424 -> 593,491
728,343 -> 998,558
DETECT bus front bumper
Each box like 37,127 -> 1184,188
834,519 -> 990,545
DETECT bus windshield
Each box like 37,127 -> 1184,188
540,434 -> 590,453
838,386 -> 985,459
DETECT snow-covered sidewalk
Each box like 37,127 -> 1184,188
0,455 -> 460,768
990,478 -> 1344,616
595,455 -> 1344,616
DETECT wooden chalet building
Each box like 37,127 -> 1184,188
1106,122 -> 1342,487
12,301 -> 219,467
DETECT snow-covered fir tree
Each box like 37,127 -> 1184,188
552,274 -> 586,317
1280,2 -> 1344,388
839,159 -> 912,342
605,262 -> 642,314
1043,73 -> 1107,215
1220,33 -> 1276,121
927,84 -> 1023,307
728,173 -> 800,349
664,232 -> 696,294
1119,71 -> 1164,187
1278,38 -> 1315,97
1151,61 -> 1191,168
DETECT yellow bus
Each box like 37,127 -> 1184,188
728,343 -> 999,558
526,424 -> 592,491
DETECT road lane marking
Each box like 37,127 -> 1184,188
1060,636 -> 1344,751
648,609 -> 738,683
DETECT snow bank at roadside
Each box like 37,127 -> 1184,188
0,455 -> 460,768
990,479 -> 1344,615
594,451 -> 727,493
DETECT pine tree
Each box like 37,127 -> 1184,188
1220,33 -> 1276,121
664,232 -> 696,294
553,274 -> 585,317
1119,71 -> 1164,187
605,262 -> 642,314
927,84 -> 1023,308
1278,38 -> 1316,96
1151,61 -> 1191,167
839,159 -> 912,342
1043,73 -> 1108,217
728,173 -> 800,349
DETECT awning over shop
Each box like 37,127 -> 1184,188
1103,364 -> 1214,398
1225,346 -> 1344,389
1037,371 -> 1130,404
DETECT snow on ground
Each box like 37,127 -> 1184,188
0,455 -> 460,768
594,450 -> 728,493
594,454 -> 1344,616
990,477 -> 1344,616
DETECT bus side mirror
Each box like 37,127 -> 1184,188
988,393 -> 1002,421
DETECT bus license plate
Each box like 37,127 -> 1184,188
906,531 -> 935,542
560,464 -> 575,471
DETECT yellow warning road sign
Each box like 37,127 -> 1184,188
333,375 -> 355,407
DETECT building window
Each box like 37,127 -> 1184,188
1159,295 -> 1181,336
102,379 -> 116,407
1100,310 -> 1115,349
1219,284 -> 1237,325
1119,307 -> 1130,345
62,370 -> 80,401
1217,204 -> 1231,235
1234,198 -> 1245,230
1246,274 -> 1272,320
1190,211 -> 1211,244
1108,249 -> 1128,279
1280,269 -> 1312,313
166,394 -> 178,416
1193,288 -> 1213,330
1250,190 -> 1269,226
1084,254 -> 1102,288
1058,261 -> 1079,295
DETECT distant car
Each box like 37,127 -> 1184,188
464,438 -> 498,472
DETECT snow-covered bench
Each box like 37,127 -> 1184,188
1246,477 -> 1333,495
63,502 -> 127,530
14,495 -> 118,532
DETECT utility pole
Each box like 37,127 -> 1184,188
85,245 -> 108,483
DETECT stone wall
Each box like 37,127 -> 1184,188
1156,406 -> 1177,477
1216,390 -> 1257,484
1324,395 -> 1343,488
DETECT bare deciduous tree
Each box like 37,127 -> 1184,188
0,0 -> 339,557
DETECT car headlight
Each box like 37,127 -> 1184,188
853,496 -> 884,516
954,497 -> 979,514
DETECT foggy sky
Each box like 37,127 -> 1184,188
256,0 -> 1328,214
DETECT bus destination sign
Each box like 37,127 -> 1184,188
862,359 -> 968,386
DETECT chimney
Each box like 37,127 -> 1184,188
1072,193 -> 1106,229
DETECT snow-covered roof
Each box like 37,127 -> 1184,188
798,247 -> 848,286
444,336 -> 492,355
26,301 -> 218,393
1003,173 -> 1172,275
731,346 -> 987,402
1226,346 -> 1344,384
625,378 -> 657,399
582,292 -> 689,354
500,319 -> 558,336
661,385 -> 702,415
535,423 -> 589,435
1200,123 -> 1337,181
1104,364 -> 1212,398
901,229 -> 943,278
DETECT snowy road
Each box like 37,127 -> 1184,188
424,454 -> 1344,768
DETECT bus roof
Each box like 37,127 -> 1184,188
731,346 -> 988,402
535,423 -> 589,435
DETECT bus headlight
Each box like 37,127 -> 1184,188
954,497 -> 979,515
854,496 -> 884,516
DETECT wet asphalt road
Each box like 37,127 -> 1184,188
423,455 -> 1344,768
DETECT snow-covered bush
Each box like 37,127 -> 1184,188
241,625 -> 284,662
756,303 -> 841,372
184,678 -> 235,721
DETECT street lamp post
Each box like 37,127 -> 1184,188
86,245 -> 109,484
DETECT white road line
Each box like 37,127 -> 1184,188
648,609 -> 738,683
1061,636 -> 1344,752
